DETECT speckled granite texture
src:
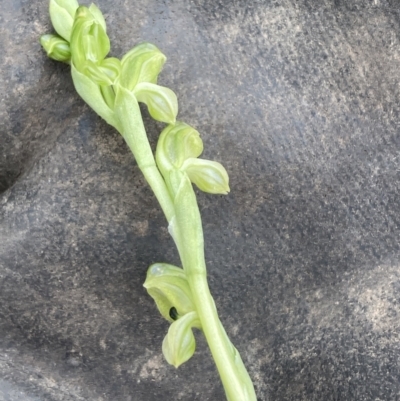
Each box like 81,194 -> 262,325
1,0 -> 400,400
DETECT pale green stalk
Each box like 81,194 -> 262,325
115,86 -> 256,400
114,87 -> 175,222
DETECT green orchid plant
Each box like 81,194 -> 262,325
40,1 -> 257,400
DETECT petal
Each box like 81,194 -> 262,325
162,311 -> 200,368
133,82 -> 178,124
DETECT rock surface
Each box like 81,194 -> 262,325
1,0 -> 400,400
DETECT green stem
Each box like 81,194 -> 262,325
114,86 -> 256,401
189,274 -> 257,401
114,86 -> 175,222
173,176 -> 257,401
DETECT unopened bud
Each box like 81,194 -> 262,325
40,34 -> 71,63
70,6 -> 110,71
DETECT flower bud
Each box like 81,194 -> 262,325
162,311 -> 200,368
120,42 -> 166,91
40,34 -> 71,63
49,0 -> 79,41
143,263 -> 196,322
133,82 -> 178,124
70,6 -> 110,71
181,158 -> 230,195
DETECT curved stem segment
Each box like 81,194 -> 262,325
114,86 -> 175,222
114,85 -> 256,401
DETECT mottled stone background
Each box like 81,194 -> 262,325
1,0 -> 400,400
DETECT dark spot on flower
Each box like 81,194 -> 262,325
169,307 -> 179,321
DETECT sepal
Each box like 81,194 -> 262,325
88,3 -> 107,32
133,82 -> 178,124
162,311 -> 200,368
49,0 -> 79,41
83,57 -> 121,86
71,63 -> 119,128
143,263 -> 195,323
120,42 -> 166,91
181,158 -> 230,194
